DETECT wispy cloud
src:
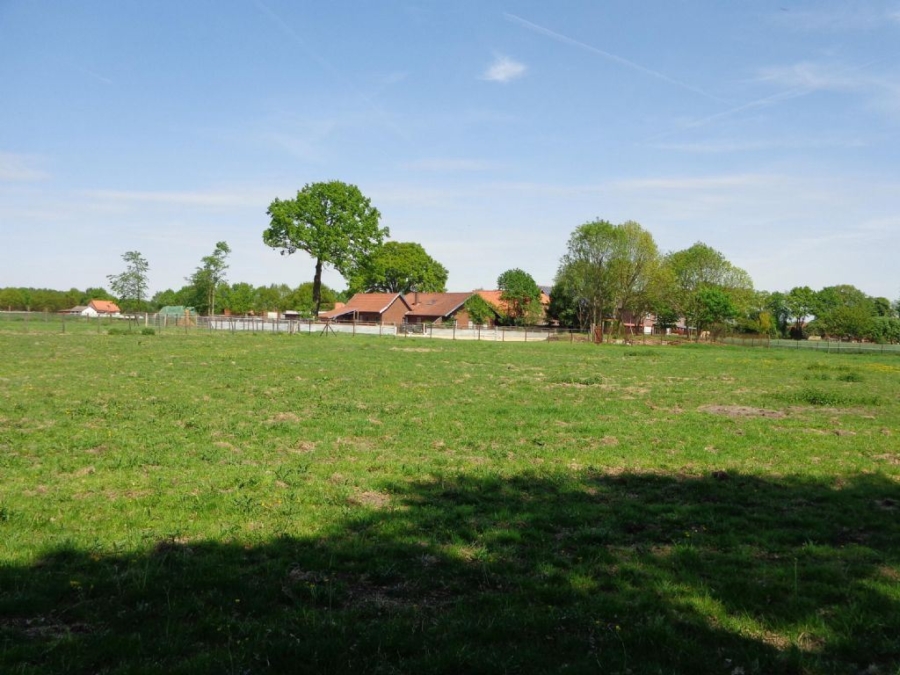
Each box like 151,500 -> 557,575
74,65 -> 112,85
756,61 -> 869,92
645,59 -> 881,141
504,12 -> 728,104
251,0 -> 410,142
647,137 -> 868,154
481,55 -> 526,83
0,152 -> 49,182
404,158 -> 503,172
771,6 -> 900,32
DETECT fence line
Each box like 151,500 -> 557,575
4,312 -> 898,355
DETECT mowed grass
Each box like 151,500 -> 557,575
1,330 -> 898,674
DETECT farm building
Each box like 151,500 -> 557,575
81,300 -> 121,317
403,292 -> 476,327
319,293 -> 412,324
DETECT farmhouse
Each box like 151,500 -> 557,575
319,293 -> 412,324
81,300 -> 121,317
403,292 -> 475,327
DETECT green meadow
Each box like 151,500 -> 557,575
1,329 -> 898,674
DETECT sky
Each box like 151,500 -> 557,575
1,0 -> 899,300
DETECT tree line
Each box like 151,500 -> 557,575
3,180 -> 897,341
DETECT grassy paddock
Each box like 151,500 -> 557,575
1,331 -> 898,674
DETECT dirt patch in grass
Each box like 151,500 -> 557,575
348,490 -> 391,509
699,405 -> 786,419
265,412 -> 302,424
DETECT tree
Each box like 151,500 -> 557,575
665,243 -> 753,340
785,286 -> 816,339
497,268 -> 542,325
812,285 -> 874,339
263,181 -> 388,315
765,291 -> 790,337
188,241 -> 230,316
219,282 -> 256,316
555,220 -> 619,333
606,220 -> 662,336
555,219 -> 663,339
694,287 -> 737,337
464,294 -> 499,326
546,281 -> 581,328
107,251 -> 150,313
348,241 -> 448,294
281,282 -> 337,316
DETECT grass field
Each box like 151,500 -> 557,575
1,330 -> 898,674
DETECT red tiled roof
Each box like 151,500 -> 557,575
476,290 -> 550,315
319,293 -> 409,319
89,300 -> 120,313
403,292 -> 474,318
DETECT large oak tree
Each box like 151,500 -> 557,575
263,181 -> 388,315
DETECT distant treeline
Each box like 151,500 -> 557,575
0,282 -> 342,318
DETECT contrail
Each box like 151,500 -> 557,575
504,12 -> 731,105
252,0 -> 410,142
643,58 -> 882,142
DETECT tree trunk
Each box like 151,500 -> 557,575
312,258 -> 323,316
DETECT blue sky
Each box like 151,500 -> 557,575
2,1 -> 899,299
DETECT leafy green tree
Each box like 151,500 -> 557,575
870,316 -> 900,344
107,251 -> 150,313
546,281 -> 581,328
349,242 -> 448,294
872,296 -> 894,317
813,285 -> 874,339
253,284 -> 292,314
555,220 -> 619,332
263,181 -> 388,315
785,286 -> 816,338
497,268 -> 542,325
606,221 -> 662,335
188,241 -> 231,316
151,288 -> 191,310
695,287 -> 737,337
765,291 -> 790,337
555,220 -> 664,338
665,242 -> 752,340
0,288 -> 25,310
282,282 -> 337,316
220,282 -> 256,316
81,287 -> 115,304
464,294 -> 500,326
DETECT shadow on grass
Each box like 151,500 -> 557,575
2,472 -> 899,674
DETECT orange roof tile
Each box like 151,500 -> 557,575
476,290 -> 550,315
89,299 -> 121,313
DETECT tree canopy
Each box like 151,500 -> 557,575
107,251 -> 150,313
554,219 -> 663,336
348,241 -> 448,295
665,242 -> 752,340
497,268 -> 542,325
187,241 -> 231,316
263,181 -> 388,315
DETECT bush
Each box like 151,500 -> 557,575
141,327 -> 156,336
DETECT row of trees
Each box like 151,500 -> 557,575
545,220 -> 754,339
542,218 -> 899,342
4,181 -> 897,340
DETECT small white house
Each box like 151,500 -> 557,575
81,300 -> 121,317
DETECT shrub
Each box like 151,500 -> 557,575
141,327 -> 156,336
